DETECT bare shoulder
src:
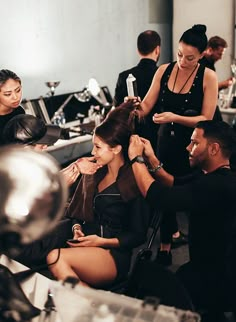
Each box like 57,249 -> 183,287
158,63 -> 170,73
154,63 -> 170,79
203,66 -> 218,82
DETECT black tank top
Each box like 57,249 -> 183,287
156,62 -> 205,141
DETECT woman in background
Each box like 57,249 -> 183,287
0,69 -> 24,145
47,102 -> 150,287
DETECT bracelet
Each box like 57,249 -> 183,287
72,223 -> 82,233
148,162 -> 163,173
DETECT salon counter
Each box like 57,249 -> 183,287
46,134 -> 93,165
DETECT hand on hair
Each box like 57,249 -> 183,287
124,96 -> 141,105
75,157 -> 101,175
60,162 -> 81,186
140,137 -> 156,160
128,135 -> 144,160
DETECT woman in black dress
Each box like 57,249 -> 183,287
47,102 -> 150,287
136,25 -> 218,263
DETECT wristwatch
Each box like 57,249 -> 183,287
130,155 -> 145,164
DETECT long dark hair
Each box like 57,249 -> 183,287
94,101 -> 138,160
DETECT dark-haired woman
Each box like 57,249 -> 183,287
0,69 -> 24,145
47,102 -> 150,287
137,25 -> 218,262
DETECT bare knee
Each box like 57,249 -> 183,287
47,248 -> 61,266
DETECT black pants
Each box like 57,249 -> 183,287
176,261 -> 235,321
157,134 -> 191,244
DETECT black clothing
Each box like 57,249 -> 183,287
114,59 -> 158,106
199,56 -> 223,121
66,164 -> 150,281
157,62 -> 204,175
146,167 -> 236,311
0,106 -> 25,145
156,62 -> 205,244
14,163 -> 150,282
114,58 -> 159,150
199,56 -> 215,71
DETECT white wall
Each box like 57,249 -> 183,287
173,0 -> 235,82
1,0 -> 234,99
0,0 -> 172,99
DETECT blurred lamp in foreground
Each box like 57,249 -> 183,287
0,145 -> 67,257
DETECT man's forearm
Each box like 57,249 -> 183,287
147,155 -> 174,187
131,163 -> 155,197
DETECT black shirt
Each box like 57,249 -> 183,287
113,58 -> 159,150
146,168 -> 236,276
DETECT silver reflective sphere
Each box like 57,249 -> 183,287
0,145 -> 68,254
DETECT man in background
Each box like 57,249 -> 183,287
113,30 -> 161,150
200,36 -> 233,90
199,36 -> 233,121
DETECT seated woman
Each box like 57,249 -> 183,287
46,101 -> 150,288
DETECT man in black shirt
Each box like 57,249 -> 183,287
199,36 -> 233,121
199,36 -> 232,91
113,30 -> 161,150
128,120 -> 236,321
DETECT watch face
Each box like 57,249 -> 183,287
136,156 -> 145,163
131,156 -> 145,164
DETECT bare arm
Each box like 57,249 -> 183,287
128,135 -> 174,197
61,156 -> 101,186
218,77 -> 233,91
140,64 -> 168,116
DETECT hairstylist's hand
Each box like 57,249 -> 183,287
75,156 -> 101,174
140,137 -> 156,159
60,162 -> 81,186
153,112 -> 176,124
128,135 -> 144,160
124,96 -> 141,106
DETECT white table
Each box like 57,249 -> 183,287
46,134 -> 93,165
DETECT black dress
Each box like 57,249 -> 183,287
154,62 -> 205,243
156,62 -> 205,175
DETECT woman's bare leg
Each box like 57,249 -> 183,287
47,247 -> 117,287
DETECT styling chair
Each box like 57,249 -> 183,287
107,209 -> 195,312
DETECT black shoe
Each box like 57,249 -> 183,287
155,249 -> 172,266
172,231 -> 188,248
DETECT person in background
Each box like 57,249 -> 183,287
128,120 -> 236,322
113,30 -> 161,150
126,24 -> 218,265
199,36 -> 233,121
3,114 -> 100,186
199,36 -> 233,90
0,69 -> 25,145
46,101 -> 150,288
